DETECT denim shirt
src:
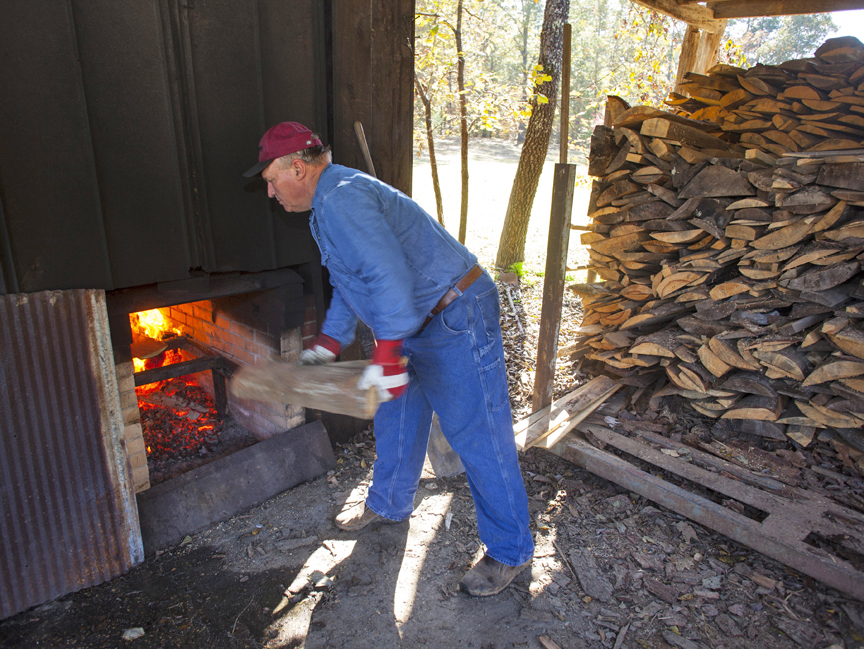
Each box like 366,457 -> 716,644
309,164 -> 478,345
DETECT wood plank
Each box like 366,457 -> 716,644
519,376 -> 620,450
549,428 -> 864,602
231,359 -> 379,420
817,161 -> 864,191
680,165 -> 755,198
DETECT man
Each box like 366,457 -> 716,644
244,122 -> 533,596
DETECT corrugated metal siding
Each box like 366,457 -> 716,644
0,290 -> 143,619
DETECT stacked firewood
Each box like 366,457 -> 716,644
575,36 -> 864,464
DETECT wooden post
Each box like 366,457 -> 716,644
559,24 -> 571,164
675,21 -> 727,94
674,25 -> 701,94
695,20 -> 727,74
532,163 -> 577,412
532,22 -> 575,412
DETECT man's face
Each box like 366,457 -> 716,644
261,159 -> 311,212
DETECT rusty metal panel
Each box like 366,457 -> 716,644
0,290 -> 143,620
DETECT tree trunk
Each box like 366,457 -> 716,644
455,0 -> 469,244
495,0 -> 570,270
414,77 -> 445,226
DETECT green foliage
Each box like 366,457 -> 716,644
503,261 -> 551,286
506,261 -> 525,277
413,2 -> 837,168
726,14 -> 837,65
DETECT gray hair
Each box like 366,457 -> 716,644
277,136 -> 332,168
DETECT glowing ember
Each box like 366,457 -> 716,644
137,378 -> 222,461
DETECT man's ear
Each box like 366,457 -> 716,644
292,158 -> 307,179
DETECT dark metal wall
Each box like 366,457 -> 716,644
0,290 -> 143,620
0,0 -> 328,295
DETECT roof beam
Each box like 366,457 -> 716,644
632,0 -> 726,31
708,0 -> 864,19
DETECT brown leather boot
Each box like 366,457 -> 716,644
459,554 -> 532,596
334,501 -> 402,532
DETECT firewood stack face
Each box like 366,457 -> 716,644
580,36 -> 864,462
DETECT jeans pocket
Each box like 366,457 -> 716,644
479,356 -> 509,412
474,286 -> 500,356
440,294 -> 472,334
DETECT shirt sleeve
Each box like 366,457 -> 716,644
317,181 -> 417,340
320,283 -> 358,348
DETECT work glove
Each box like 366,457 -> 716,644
358,339 -> 409,401
298,334 -> 341,366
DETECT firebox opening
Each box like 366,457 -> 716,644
129,308 -> 256,486
112,283 -> 310,491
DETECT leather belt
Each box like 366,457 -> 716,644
420,265 -> 484,332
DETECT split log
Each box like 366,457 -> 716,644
231,360 -> 379,420
578,40 -> 864,442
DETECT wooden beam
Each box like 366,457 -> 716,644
708,0 -> 864,19
631,0 -> 725,32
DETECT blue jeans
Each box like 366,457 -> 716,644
365,272 -> 534,566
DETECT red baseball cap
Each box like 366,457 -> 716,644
243,122 -> 323,177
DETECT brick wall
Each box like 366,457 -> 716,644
165,299 -> 307,440
301,294 -> 318,350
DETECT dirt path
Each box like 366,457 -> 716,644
411,138 -> 592,276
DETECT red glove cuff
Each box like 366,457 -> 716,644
314,333 -> 341,356
373,339 -> 404,374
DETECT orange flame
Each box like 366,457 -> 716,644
130,308 -> 182,372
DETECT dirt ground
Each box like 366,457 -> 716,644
3,428 -> 864,649
2,141 -> 864,648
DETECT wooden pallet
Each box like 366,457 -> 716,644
547,422 -> 864,602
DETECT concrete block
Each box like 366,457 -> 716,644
119,390 -> 138,412
125,422 -> 143,441
136,421 -> 335,553
115,361 -> 134,381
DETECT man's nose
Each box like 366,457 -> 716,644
267,183 -> 275,198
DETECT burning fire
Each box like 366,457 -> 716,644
129,307 -> 222,462
130,309 -> 182,372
